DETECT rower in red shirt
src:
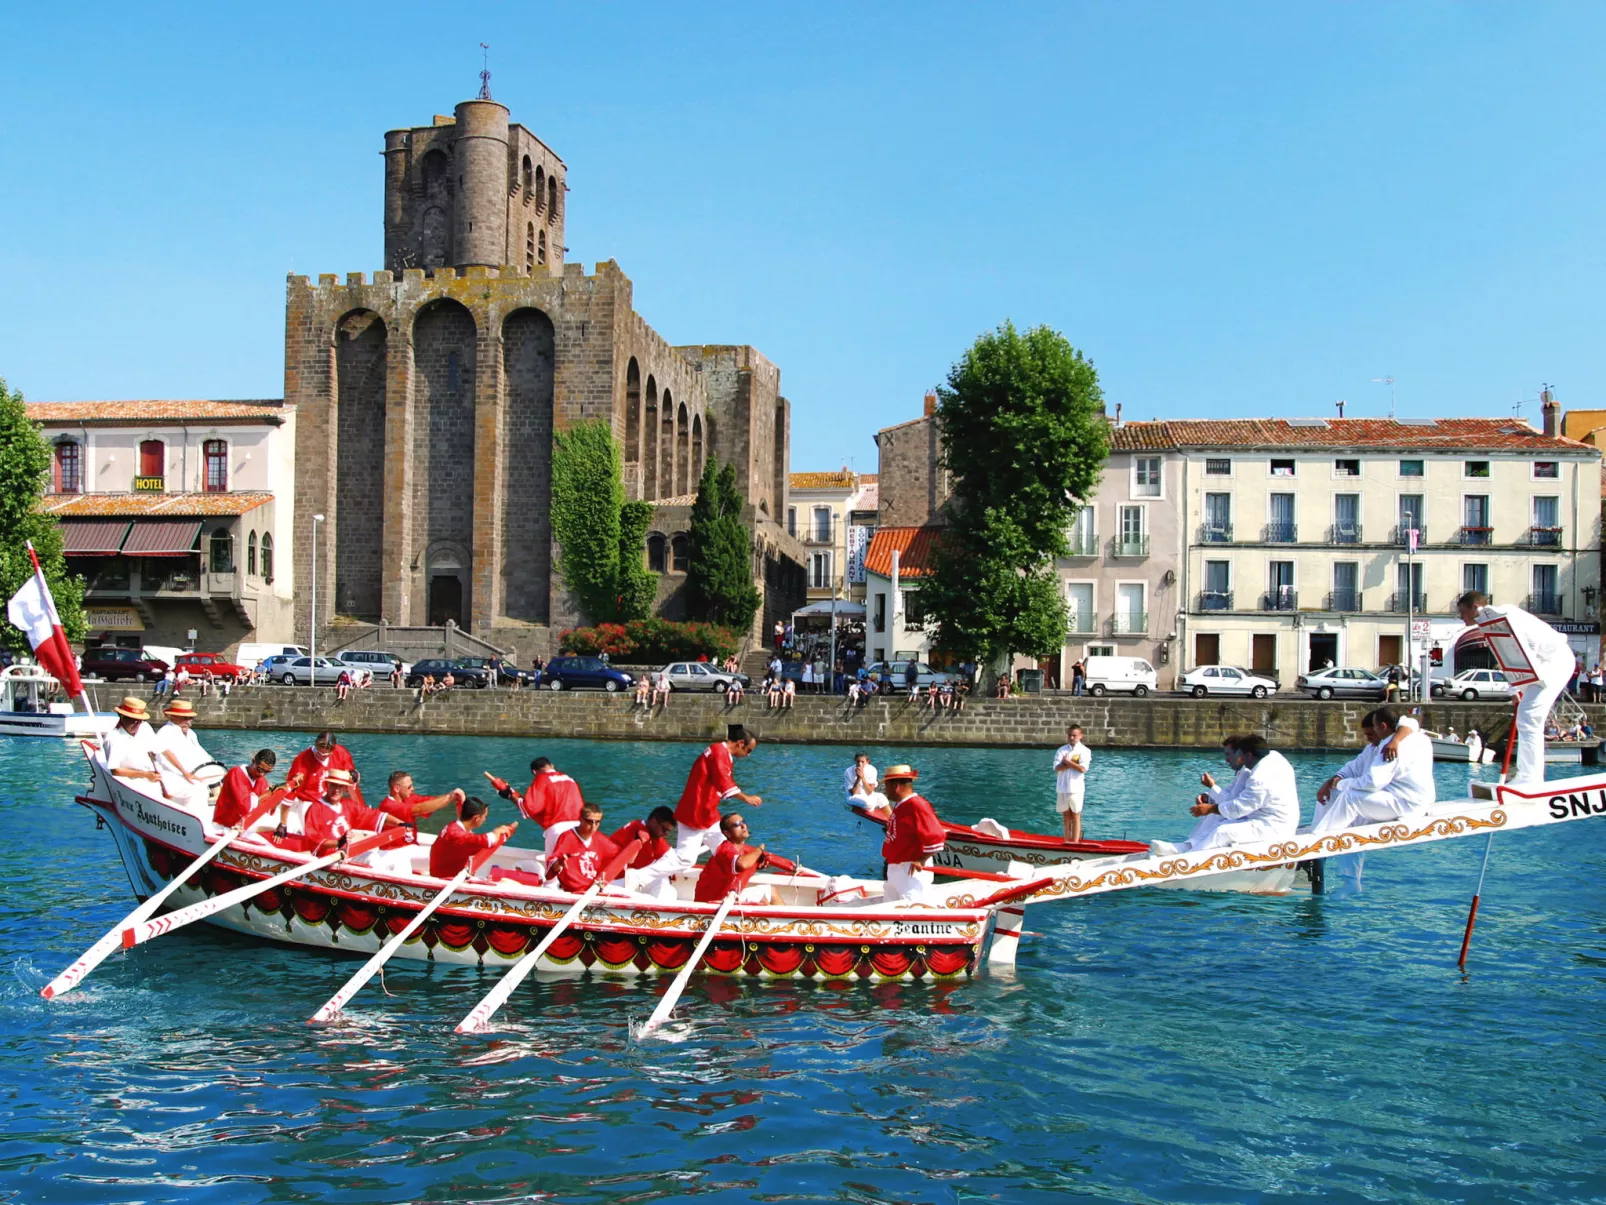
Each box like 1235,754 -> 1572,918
287,732 -> 359,804
429,796 -> 518,879
608,806 -> 688,901
879,764 -> 946,904
544,803 -> 621,894
213,749 -> 277,829
299,769 -> 403,856
487,757 -> 587,859
694,812 -> 773,904
674,724 -> 763,864
378,769 -> 463,824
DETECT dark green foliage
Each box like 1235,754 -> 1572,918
0,378 -> 84,650
685,459 -> 760,631
559,618 -> 739,663
916,322 -> 1108,666
550,419 -> 659,624
615,500 -> 658,622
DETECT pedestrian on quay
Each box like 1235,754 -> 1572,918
1053,724 -> 1092,842
773,620 -> 784,651
1071,659 -> 1086,697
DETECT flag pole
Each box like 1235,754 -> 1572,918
22,540 -> 95,721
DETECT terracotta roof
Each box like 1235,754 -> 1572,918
26,400 -> 287,425
40,492 -> 274,517
864,525 -> 945,579
855,482 -> 879,510
1108,417 -> 1595,454
789,471 -> 858,490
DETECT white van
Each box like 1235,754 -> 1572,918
1082,655 -> 1157,697
235,642 -> 309,670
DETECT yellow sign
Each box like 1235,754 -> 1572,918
85,607 -> 144,631
132,476 -> 165,492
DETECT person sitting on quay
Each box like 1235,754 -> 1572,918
693,812 -> 773,905
781,676 -> 796,709
213,748 -> 277,831
880,765 -> 946,905
544,802 -> 619,894
101,696 -> 164,795
1310,707 -> 1435,833
153,698 -> 213,807
1150,734 -> 1299,856
439,670 -> 456,692
612,805 -> 685,900
335,668 -> 353,703
846,677 -> 862,707
725,675 -> 744,706
633,674 -> 651,707
653,668 -> 672,709
674,723 -> 763,862
764,675 -> 782,710
379,769 -> 463,824
389,663 -> 404,689
430,796 -> 517,880
994,676 -> 1010,700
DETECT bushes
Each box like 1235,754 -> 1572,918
559,618 -> 740,663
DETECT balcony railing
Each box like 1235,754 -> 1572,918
1261,589 -> 1298,612
1110,611 -> 1148,635
1387,591 -> 1428,613
1197,590 -> 1234,612
1066,531 -> 1099,557
1199,524 -> 1234,544
1525,527 -> 1563,547
1326,588 -> 1362,612
1391,525 -> 1427,546
1527,592 -> 1563,615
1458,526 -> 1493,546
1112,534 -> 1150,558
1329,524 -> 1362,545
1066,611 -> 1097,634
1263,522 -> 1298,544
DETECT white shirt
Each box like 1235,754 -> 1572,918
1054,741 -> 1091,793
1218,750 -> 1301,837
1475,604 -> 1575,680
1208,766 -> 1251,806
1343,718 -> 1436,811
154,721 -> 209,775
844,762 -> 879,799
103,720 -> 158,773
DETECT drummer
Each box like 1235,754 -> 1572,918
152,699 -> 213,807
101,697 -> 163,795
880,765 -> 946,905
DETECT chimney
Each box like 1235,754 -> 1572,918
1335,399 -> 1346,418
1541,386 -> 1559,438
1114,402 -> 1123,428
923,390 -> 936,417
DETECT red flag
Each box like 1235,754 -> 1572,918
7,543 -> 84,698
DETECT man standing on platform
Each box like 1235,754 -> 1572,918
675,724 -> 763,862
489,757 -> 586,858
880,764 -> 946,904
1455,590 -> 1576,785
1052,725 -> 1092,842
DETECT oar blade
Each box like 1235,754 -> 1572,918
454,882 -> 602,1034
636,892 -> 738,1042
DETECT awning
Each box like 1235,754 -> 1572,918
60,519 -> 131,556
793,599 -> 867,619
123,519 -> 203,557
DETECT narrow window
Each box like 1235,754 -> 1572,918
548,176 -> 559,220
522,155 -> 534,195
670,533 -> 690,573
1531,564 -> 1559,613
247,531 -> 257,576
203,439 -> 228,492
1462,563 -> 1488,596
537,230 -> 547,265
139,440 -> 165,487
55,441 -> 81,493
209,529 -> 234,573
646,533 -> 667,573
526,223 -> 535,273
447,351 -> 460,393
534,166 -> 546,212
1134,456 -> 1162,495
260,533 -> 274,582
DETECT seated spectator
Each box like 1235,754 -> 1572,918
389,664 -> 403,689
440,671 -> 455,691
336,669 -> 352,703
653,670 -> 672,708
846,678 -> 862,707
420,673 -> 437,696
995,677 -> 1010,699
766,676 -> 783,710
782,677 -> 796,710
725,676 -> 744,706
634,675 -> 652,706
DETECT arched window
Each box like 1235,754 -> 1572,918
646,533 -> 667,573
138,440 -> 165,488
209,528 -> 234,573
526,223 -> 536,273
522,155 -> 534,196
260,532 -> 274,583
534,166 -> 546,212
537,230 -> 547,265
671,533 -> 690,574
54,441 -> 81,493
247,531 -> 257,576
547,176 -> 559,221
203,439 -> 228,491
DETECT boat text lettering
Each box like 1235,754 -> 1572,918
1546,791 -> 1606,820
129,800 -> 190,839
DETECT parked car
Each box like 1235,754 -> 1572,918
1082,655 -> 1158,697
403,658 -> 491,689
455,656 -> 534,686
81,646 -> 170,682
1179,665 -> 1278,698
236,642 -> 310,671
658,661 -> 749,692
270,656 -> 348,686
543,656 -> 635,692
333,650 -> 412,679
174,651 -> 245,682
1296,666 -> 1390,701
864,660 -> 955,691
1432,668 -> 1516,701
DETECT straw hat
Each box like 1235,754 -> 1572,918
114,696 -> 149,721
325,768 -> 355,790
164,699 -> 197,720
882,764 -> 919,782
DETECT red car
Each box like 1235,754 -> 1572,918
175,651 -> 245,682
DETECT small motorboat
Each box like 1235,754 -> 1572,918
1425,733 -> 1495,764
0,664 -> 108,739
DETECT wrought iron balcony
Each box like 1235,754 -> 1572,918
1387,591 -> 1428,613
1525,526 -> 1563,547
1066,611 -> 1097,634
1328,524 -> 1362,545
1527,592 -> 1563,615
1199,524 -> 1234,544
1262,522 -> 1298,544
1197,590 -> 1234,612
1457,526 -> 1493,546
1110,611 -> 1149,635
1112,535 -> 1150,558
1326,588 -> 1362,612
1391,524 -> 1427,546
1066,531 -> 1099,557
1261,589 -> 1298,612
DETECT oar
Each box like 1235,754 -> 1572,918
1458,699 -> 1520,969
121,826 -> 409,949
454,835 -> 645,1034
310,843 -> 499,1023
634,891 -> 739,1041
41,786 -> 291,1000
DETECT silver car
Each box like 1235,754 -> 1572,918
658,661 -> 745,692
1432,668 -> 1516,701
273,656 -> 347,686
1296,666 -> 1390,700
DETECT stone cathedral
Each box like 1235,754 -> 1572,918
288,96 -> 804,657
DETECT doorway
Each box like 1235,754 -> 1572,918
428,575 -> 463,627
1378,634 -> 1402,668
1308,632 -> 1338,671
1252,633 -> 1278,675
1194,633 -> 1220,667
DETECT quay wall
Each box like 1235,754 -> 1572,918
179,686 -> 1581,752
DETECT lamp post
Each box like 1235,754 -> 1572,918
310,513 -> 324,685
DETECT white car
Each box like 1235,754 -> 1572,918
1432,668 -> 1517,701
1179,665 -> 1277,698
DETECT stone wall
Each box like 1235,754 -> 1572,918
185,686 -> 1573,753
874,413 -> 948,528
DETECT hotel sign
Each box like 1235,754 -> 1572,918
132,476 -> 165,492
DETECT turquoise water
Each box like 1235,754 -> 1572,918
4,731 -> 1605,1203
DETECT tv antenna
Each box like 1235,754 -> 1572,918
478,43 -> 492,100
1371,376 -> 1396,419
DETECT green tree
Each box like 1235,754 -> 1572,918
686,459 -> 761,631
550,419 -> 659,623
0,378 -> 85,650
915,322 -> 1108,672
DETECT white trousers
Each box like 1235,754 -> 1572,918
626,848 -> 691,900
542,820 -> 579,861
1312,788 -> 1416,833
1513,671 -> 1569,786
884,861 -> 934,904
674,820 -> 725,863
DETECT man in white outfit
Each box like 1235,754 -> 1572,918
152,698 -> 213,807
1150,735 -> 1299,855
1456,591 -> 1575,785
1311,708 -> 1435,831
844,752 -> 879,800
1052,725 -> 1092,841
1199,736 -> 1250,810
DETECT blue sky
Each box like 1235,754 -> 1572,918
2,3 -> 1602,470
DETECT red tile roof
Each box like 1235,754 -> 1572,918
863,525 -> 945,579
1108,418 -> 1594,454
789,471 -> 858,490
26,400 -> 287,425
40,492 -> 274,517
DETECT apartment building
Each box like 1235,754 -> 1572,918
787,470 -> 877,604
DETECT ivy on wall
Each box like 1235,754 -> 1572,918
550,419 -> 658,624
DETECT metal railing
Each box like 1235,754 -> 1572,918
1263,522 -> 1298,543
1526,592 -> 1563,615
1261,589 -> 1298,612
1112,535 -> 1150,558
1457,526 -> 1493,546
1329,524 -> 1362,545
1110,611 -> 1148,635
1387,591 -> 1427,613
1066,531 -> 1099,557
1197,590 -> 1234,612
1525,527 -> 1563,547
1326,589 -> 1362,612
1066,612 -> 1097,634
1199,524 -> 1234,544
1391,524 -> 1427,546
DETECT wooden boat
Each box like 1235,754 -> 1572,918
79,748 -> 1047,984
0,665 -> 108,739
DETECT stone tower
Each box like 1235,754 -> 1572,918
382,100 -> 567,276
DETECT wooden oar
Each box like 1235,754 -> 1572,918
41,786 -> 290,1000
635,891 -> 738,1041
1458,699 -> 1520,969
454,835 -> 645,1034
121,826 -> 408,949
310,843 -> 500,1023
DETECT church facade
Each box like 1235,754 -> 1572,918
288,97 -> 804,656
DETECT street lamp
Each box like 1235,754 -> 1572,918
310,513 -> 325,685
